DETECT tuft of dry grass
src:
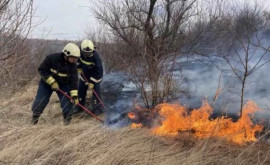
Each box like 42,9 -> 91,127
0,82 -> 270,165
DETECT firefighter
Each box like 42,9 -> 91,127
73,39 -> 104,115
31,43 -> 80,125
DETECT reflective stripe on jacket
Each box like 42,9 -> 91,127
77,50 -> 103,84
38,53 -> 78,90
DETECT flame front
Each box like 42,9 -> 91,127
152,101 -> 263,144
128,101 -> 264,145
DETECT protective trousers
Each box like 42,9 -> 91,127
31,80 -> 73,122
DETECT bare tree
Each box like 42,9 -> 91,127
223,4 -> 270,117
0,0 -> 34,95
0,0 -> 33,61
190,1 -> 270,117
91,0 -> 198,108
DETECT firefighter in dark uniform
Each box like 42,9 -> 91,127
73,39 -> 103,115
31,43 -> 80,125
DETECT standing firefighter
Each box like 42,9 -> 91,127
73,39 -> 103,115
31,43 -> 80,125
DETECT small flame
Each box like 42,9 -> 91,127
131,123 -> 143,128
128,112 -> 136,119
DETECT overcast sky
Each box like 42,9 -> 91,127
31,0 -> 96,40
30,0 -> 270,40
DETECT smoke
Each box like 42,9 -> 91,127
177,35 -> 270,120
103,100 -> 133,128
100,35 -> 270,128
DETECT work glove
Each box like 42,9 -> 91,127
77,68 -> 82,74
43,76 -> 58,91
51,82 -> 59,91
88,83 -> 94,89
70,90 -> 79,105
72,96 -> 79,105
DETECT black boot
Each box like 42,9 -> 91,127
63,113 -> 72,125
92,100 -> 103,116
31,114 -> 40,125
72,106 -> 83,114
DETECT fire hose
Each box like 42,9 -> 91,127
58,89 -> 104,123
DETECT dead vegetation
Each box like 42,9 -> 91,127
0,80 -> 270,165
0,0 -> 270,164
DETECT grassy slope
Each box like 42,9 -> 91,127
0,80 -> 270,165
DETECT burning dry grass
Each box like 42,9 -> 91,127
0,82 -> 270,165
151,101 -> 264,144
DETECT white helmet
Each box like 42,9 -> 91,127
81,39 -> 94,52
62,43 -> 80,58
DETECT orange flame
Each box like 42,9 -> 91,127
131,123 -> 143,128
128,112 -> 136,119
129,100 -> 264,145
151,101 -> 263,144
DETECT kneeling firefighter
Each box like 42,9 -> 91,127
31,43 -> 80,125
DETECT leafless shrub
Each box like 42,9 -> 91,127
0,0 -> 35,96
225,5 -> 270,117
90,0 -> 203,108
190,1 -> 270,117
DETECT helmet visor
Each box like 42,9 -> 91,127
82,48 -> 93,57
82,46 -> 93,52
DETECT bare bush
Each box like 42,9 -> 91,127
0,0 -> 36,96
190,1 -> 270,117
90,0 -> 201,108
224,4 -> 270,117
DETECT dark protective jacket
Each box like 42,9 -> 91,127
38,53 -> 78,90
77,50 -> 103,84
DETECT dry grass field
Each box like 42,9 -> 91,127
0,80 -> 270,165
